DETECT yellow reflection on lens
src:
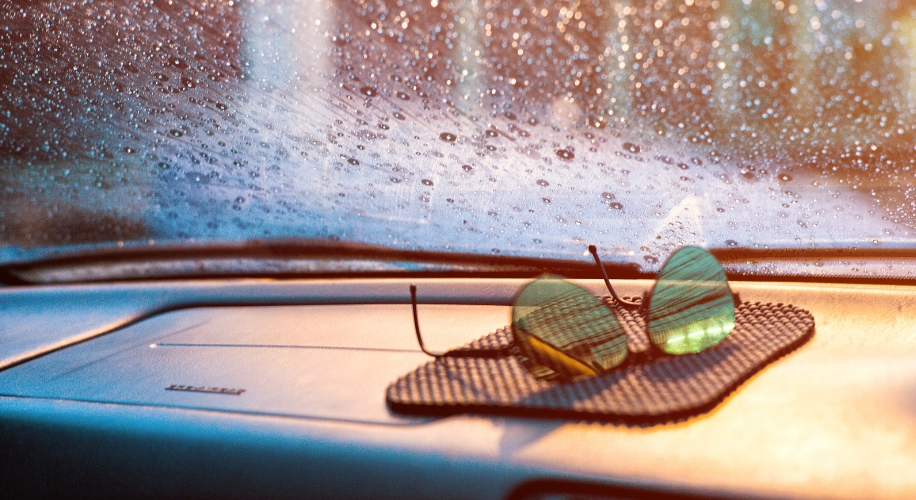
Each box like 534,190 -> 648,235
512,275 -> 628,379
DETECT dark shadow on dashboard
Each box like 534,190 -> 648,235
504,339 -> 738,409
640,344 -> 738,382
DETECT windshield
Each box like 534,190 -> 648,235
3,0 -> 916,277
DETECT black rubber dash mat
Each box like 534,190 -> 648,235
386,301 -> 815,424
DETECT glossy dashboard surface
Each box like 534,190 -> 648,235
2,278 -> 916,499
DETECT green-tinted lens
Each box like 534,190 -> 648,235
512,276 -> 628,379
647,246 -> 736,355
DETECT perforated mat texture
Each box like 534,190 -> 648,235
386,300 -> 815,424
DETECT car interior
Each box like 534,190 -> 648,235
4,0 -> 916,498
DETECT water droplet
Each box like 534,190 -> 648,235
170,57 -> 189,70
122,147 -> 136,154
378,123 -> 390,130
216,102 -> 228,110
348,158 -> 359,165
153,72 -> 169,82
622,142 -> 642,153
185,171 -> 208,183
655,155 -> 673,164
588,116 -> 607,128
778,173 -> 793,182
462,164 -> 473,172
644,255 -> 659,264
691,157 -> 703,166
169,129 -> 183,137
542,197 -> 551,204
601,192 -> 615,200
360,86 -> 377,97
536,179 -> 549,187
396,91 -> 410,100
440,132 -> 457,142
556,149 -> 574,160
677,163 -> 689,170
421,179 -> 434,186
609,202 -> 623,210
485,129 -> 499,138
393,111 -> 405,120
356,130 -> 378,141
725,239 -> 739,247
390,177 -> 401,183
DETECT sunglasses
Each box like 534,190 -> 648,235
411,245 -> 737,381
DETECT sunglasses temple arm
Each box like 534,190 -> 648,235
588,245 -> 642,309
410,284 -> 443,357
410,285 -> 512,358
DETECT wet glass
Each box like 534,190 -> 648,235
3,0 -> 916,276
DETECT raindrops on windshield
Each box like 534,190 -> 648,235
2,0 -> 916,274
555,149 -> 575,160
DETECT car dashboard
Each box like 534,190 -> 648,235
1,277 -> 916,499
